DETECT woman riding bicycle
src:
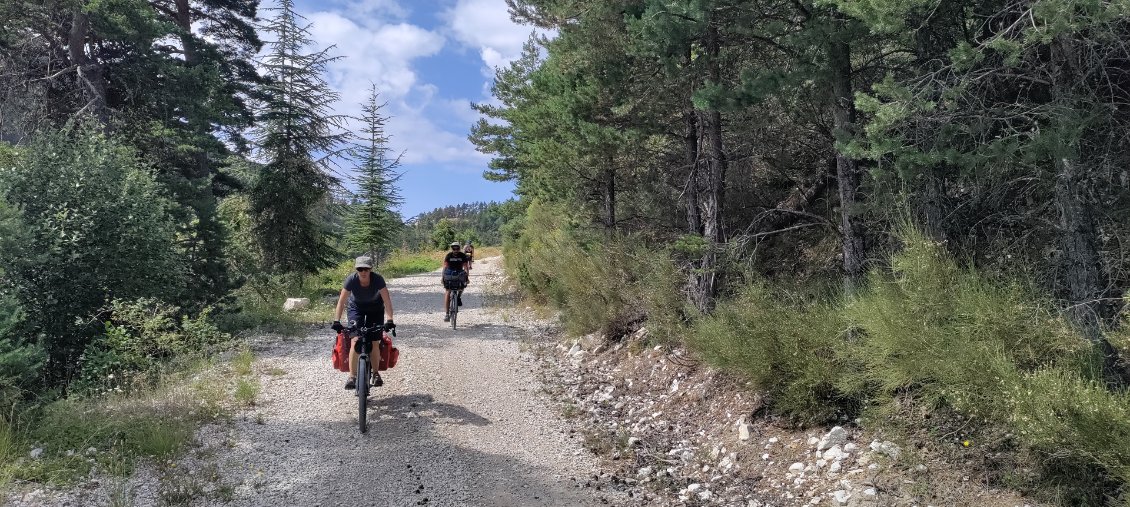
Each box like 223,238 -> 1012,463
332,256 -> 395,389
442,242 -> 470,322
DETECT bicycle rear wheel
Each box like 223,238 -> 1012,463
357,357 -> 369,433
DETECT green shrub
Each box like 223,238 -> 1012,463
690,284 -> 849,424
1005,368 -> 1130,503
0,127 -> 183,380
75,299 -> 229,394
839,228 -> 1085,420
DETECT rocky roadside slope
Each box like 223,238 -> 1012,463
502,319 -> 1046,507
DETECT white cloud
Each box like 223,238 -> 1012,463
292,7 -> 490,166
445,0 -> 548,73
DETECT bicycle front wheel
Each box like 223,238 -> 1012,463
357,357 -> 369,433
450,291 -> 459,330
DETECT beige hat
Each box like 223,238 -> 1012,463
354,256 -> 374,269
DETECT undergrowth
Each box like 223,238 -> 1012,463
505,215 -> 1130,505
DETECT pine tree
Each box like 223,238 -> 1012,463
346,85 -> 403,261
252,0 -> 348,274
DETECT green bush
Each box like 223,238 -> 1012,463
504,200 -> 676,337
690,284 -> 849,424
75,299 -> 229,394
839,228 -> 1086,421
0,127 -> 183,380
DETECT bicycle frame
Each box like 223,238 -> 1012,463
348,323 -> 390,433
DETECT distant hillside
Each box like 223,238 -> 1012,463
400,200 -> 523,249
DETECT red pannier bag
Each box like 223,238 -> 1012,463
377,332 -> 400,371
331,331 -> 350,372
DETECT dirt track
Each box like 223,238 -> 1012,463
205,257 -> 613,506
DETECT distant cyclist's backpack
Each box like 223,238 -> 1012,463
377,332 -> 400,371
331,332 -> 350,372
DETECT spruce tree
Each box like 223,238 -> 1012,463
252,0 -> 348,274
346,85 -> 404,261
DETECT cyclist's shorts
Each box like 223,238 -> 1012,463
347,305 -> 384,329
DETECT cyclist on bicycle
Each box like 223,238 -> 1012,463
442,242 -> 470,322
332,256 -> 395,389
463,241 -> 475,271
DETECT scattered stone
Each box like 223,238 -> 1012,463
817,426 -> 848,451
29,447 -> 43,459
768,437 -> 779,444
833,490 -> 851,506
627,437 -> 640,447
687,483 -> 702,493
869,440 -> 901,459
637,466 -> 653,477
843,443 -> 858,453
789,462 -> 805,473
829,461 -> 842,474
863,488 -> 877,497
670,379 -> 679,393
738,421 -> 752,441
823,445 -> 845,461
282,297 -> 309,311
807,436 -> 820,446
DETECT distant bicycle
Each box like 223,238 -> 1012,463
347,322 -> 395,433
443,273 -> 466,330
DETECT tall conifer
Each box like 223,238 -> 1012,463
346,85 -> 403,261
252,0 -> 348,274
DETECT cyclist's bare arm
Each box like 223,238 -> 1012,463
334,289 -> 349,322
379,288 -> 393,321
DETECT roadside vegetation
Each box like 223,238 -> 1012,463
484,1 -> 1130,503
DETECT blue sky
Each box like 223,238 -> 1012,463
289,0 -> 544,218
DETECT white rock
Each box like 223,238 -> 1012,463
789,462 -> 805,473
915,464 -> 928,473
817,459 -> 827,468
833,490 -> 851,505
687,483 -> 702,493
823,445 -> 844,461
29,447 -> 44,459
829,461 -> 842,473
817,426 -> 848,451
761,453 -> 770,460
843,443 -> 858,453
738,422 -> 752,441
637,466 -> 653,477
768,437 -> 779,444
863,488 -> 877,497
85,447 -> 97,456
282,297 -> 309,311
869,440 -> 901,459
627,437 -> 640,447
698,490 -> 713,501
807,436 -> 820,446
670,379 -> 679,393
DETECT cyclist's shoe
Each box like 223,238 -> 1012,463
344,377 -> 356,390
443,312 -> 451,322
371,372 -> 383,387
458,296 -> 463,306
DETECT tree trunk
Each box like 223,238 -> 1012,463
603,153 -> 616,233
684,108 -> 702,235
1055,156 -> 1126,382
68,9 -> 108,123
692,22 -> 728,314
828,32 -> 865,294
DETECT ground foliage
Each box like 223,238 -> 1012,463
484,0 -> 1130,503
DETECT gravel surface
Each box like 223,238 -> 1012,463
207,256 -> 614,506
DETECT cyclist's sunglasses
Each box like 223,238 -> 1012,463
356,267 -> 370,272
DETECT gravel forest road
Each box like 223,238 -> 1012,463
210,256 -> 614,507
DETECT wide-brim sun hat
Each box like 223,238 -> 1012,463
354,256 -> 374,269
